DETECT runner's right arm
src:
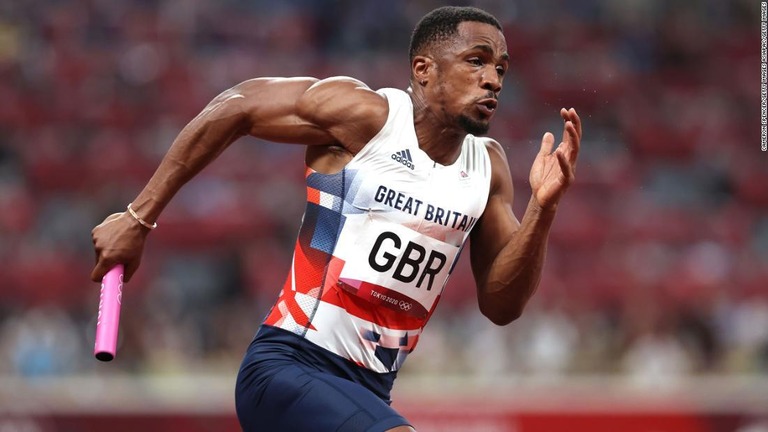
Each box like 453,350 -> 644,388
91,77 -> 387,282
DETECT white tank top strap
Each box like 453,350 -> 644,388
352,88 -> 416,160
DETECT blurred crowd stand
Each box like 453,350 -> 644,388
0,0 -> 764,383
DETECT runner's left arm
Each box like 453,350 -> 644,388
469,108 -> 581,325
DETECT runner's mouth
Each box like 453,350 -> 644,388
476,99 -> 497,116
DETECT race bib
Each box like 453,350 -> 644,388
334,217 -> 459,318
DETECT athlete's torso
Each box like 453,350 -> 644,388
262,88 -> 493,374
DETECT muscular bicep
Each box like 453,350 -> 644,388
232,76 -> 387,151
229,77 -> 331,145
469,141 -> 520,288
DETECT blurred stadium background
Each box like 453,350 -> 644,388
0,0 -> 765,431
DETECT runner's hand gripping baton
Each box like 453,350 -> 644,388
94,264 -> 124,361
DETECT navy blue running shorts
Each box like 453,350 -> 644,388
235,326 -> 411,432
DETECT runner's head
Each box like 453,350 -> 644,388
409,7 -> 508,135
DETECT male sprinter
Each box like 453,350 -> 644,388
91,6 -> 582,431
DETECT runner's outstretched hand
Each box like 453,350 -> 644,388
529,108 -> 582,210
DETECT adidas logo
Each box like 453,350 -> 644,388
391,149 -> 415,170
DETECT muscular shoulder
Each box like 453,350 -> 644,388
298,76 -> 387,115
297,76 -> 389,151
223,76 -> 388,150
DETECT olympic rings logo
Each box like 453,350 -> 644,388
398,300 -> 412,311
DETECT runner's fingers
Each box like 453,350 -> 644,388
569,108 -> 582,138
540,132 -> 555,155
556,150 -> 574,184
565,121 -> 580,168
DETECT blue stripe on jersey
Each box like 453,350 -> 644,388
306,202 -> 345,254
307,170 -> 345,197
307,169 -> 359,198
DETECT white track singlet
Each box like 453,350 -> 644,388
263,88 -> 493,373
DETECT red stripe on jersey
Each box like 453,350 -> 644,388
292,243 -> 325,294
339,288 -> 426,331
338,279 -> 429,319
284,294 -> 317,331
319,256 -> 427,331
307,187 -> 320,205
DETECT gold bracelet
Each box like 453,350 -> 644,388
126,203 -> 158,230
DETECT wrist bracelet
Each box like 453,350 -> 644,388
126,203 -> 158,230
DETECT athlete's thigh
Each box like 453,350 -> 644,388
236,362 -> 410,432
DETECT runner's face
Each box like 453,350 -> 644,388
431,21 -> 508,135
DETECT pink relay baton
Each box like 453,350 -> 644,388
94,264 -> 124,362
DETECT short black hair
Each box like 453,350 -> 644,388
409,6 -> 502,62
